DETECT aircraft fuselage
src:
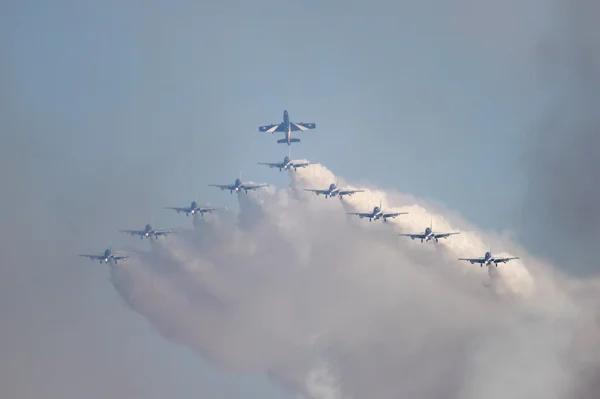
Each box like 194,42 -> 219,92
326,189 -> 339,198
283,110 -> 292,144
283,110 -> 289,128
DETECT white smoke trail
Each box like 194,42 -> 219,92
109,163 -> 600,399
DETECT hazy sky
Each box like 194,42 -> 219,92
2,0 -> 594,398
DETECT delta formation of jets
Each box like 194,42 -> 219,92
78,109 -> 520,268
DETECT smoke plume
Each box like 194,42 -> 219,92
110,163 -> 600,399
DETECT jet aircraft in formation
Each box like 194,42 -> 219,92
258,110 -> 316,145
208,173 -> 269,194
398,221 -> 460,243
347,199 -> 408,222
80,108 -> 520,271
79,248 -> 128,265
119,224 -> 178,240
258,149 -> 311,172
165,201 -> 226,217
304,181 -> 364,199
458,251 -> 520,267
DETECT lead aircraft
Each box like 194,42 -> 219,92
258,109 -> 316,145
458,251 -> 519,267
257,148 -> 311,172
347,199 -> 408,222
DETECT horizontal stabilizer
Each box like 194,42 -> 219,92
277,138 -> 301,144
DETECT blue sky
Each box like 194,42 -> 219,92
0,0 -> 553,397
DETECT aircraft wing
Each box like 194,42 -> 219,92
153,229 -> 179,236
433,232 -> 460,239
257,162 -> 283,169
347,212 -> 372,218
112,255 -> 129,261
493,256 -> 520,264
198,207 -> 225,213
337,189 -> 365,196
381,212 -> 409,219
78,254 -> 102,260
398,233 -> 425,239
164,206 -> 188,213
208,184 -> 233,191
119,230 -> 144,237
242,183 -> 269,190
304,188 -> 328,195
291,161 -> 311,168
259,123 -> 285,133
458,257 -> 485,264
290,122 -> 316,131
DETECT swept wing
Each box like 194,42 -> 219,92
240,183 -> 269,191
164,206 -> 189,214
336,188 -> 364,197
152,229 -> 179,237
197,206 -> 225,213
492,256 -> 519,264
290,122 -> 316,131
119,229 -> 145,237
347,212 -> 374,218
433,232 -> 460,239
208,184 -> 234,191
304,188 -> 330,195
258,123 -> 285,133
257,162 -> 284,169
398,233 -> 427,239
380,211 -> 408,219
78,254 -> 104,260
290,160 -> 311,169
458,257 -> 486,264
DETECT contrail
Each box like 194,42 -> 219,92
109,163 -> 600,399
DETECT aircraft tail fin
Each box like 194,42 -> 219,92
277,138 -> 301,144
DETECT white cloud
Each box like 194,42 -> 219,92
110,163 -> 600,399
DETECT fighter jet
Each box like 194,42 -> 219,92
78,248 -> 128,265
398,220 -> 460,242
347,199 -> 408,222
258,109 -> 316,145
208,172 -> 269,194
257,148 -> 311,172
458,251 -> 519,267
303,181 -> 364,199
164,201 -> 226,217
119,224 -> 178,240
